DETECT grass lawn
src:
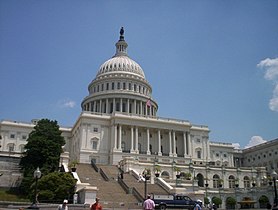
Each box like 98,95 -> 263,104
0,189 -> 29,202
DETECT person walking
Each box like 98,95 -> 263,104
90,197 -> 102,210
143,194 -> 155,210
194,202 -> 202,210
57,199 -> 68,210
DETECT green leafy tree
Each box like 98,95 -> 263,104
20,119 -> 65,175
36,172 -> 77,203
19,119 -> 65,196
204,197 -> 210,205
212,196 -> 222,207
226,197 -> 236,209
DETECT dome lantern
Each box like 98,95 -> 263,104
114,27 -> 128,57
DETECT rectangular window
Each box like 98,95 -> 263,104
92,141 -> 98,150
117,82 -> 120,89
10,134 -> 15,139
123,82 -> 126,89
129,83 -> 132,90
22,135 -> 27,140
93,127 -> 98,132
101,84 -> 104,91
106,83 -> 109,90
112,82 -> 114,90
197,151 -> 201,159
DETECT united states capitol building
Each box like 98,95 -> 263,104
1,28 -> 278,208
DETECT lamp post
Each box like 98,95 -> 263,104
271,170 -> 278,209
27,167 -> 41,209
143,169 -> 151,199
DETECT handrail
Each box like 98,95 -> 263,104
132,187 -> 144,202
99,168 -> 109,181
91,160 -> 99,172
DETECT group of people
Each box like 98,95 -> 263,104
57,197 -> 102,210
56,195 -> 207,210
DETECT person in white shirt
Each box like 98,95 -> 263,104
57,199 -> 68,210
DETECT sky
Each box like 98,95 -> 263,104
0,0 -> 278,149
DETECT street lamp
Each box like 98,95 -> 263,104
271,170 -> 278,209
143,169 -> 151,199
27,167 -> 41,209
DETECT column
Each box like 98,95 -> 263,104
106,99 -> 109,113
135,127 -> 139,153
127,99 -> 130,114
158,130 -> 162,156
134,100 -> 137,114
130,127 -> 135,153
173,131 -> 177,157
147,128 -> 150,155
183,132 -> 187,157
118,125 -> 122,150
113,125 -> 117,150
99,100 -> 102,113
140,101 -> 143,115
168,130 -> 172,156
187,132 -> 192,157
120,98 -> 123,112
113,98 -> 116,113
93,101 -> 97,112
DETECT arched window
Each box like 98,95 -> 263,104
195,148 -> 202,159
161,171 -> 170,179
19,144 -> 25,153
228,175 -> 235,188
196,173 -> 204,187
244,176 -> 250,188
7,143 -> 15,152
91,137 -> 99,150
213,174 -> 220,188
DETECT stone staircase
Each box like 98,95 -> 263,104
76,164 -> 139,209
75,164 -> 170,208
123,173 -> 169,197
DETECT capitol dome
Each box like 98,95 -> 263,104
81,27 -> 158,117
96,56 -> 145,79
96,27 -> 145,79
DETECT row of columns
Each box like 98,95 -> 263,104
112,124 -> 193,158
83,98 -> 156,116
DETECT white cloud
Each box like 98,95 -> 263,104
269,84 -> 278,111
257,57 -> 278,112
58,99 -> 76,108
232,143 -> 240,149
244,136 -> 266,149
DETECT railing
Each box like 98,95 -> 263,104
99,168 -> 109,181
90,161 -> 98,172
118,177 -> 130,193
132,187 -> 144,202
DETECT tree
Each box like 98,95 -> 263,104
212,196 -> 222,207
226,197 -> 236,209
36,172 -> 77,203
19,119 -> 65,196
20,119 -> 65,175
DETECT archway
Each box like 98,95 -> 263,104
196,173 -> 204,187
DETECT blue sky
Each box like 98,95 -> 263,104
0,0 -> 277,148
